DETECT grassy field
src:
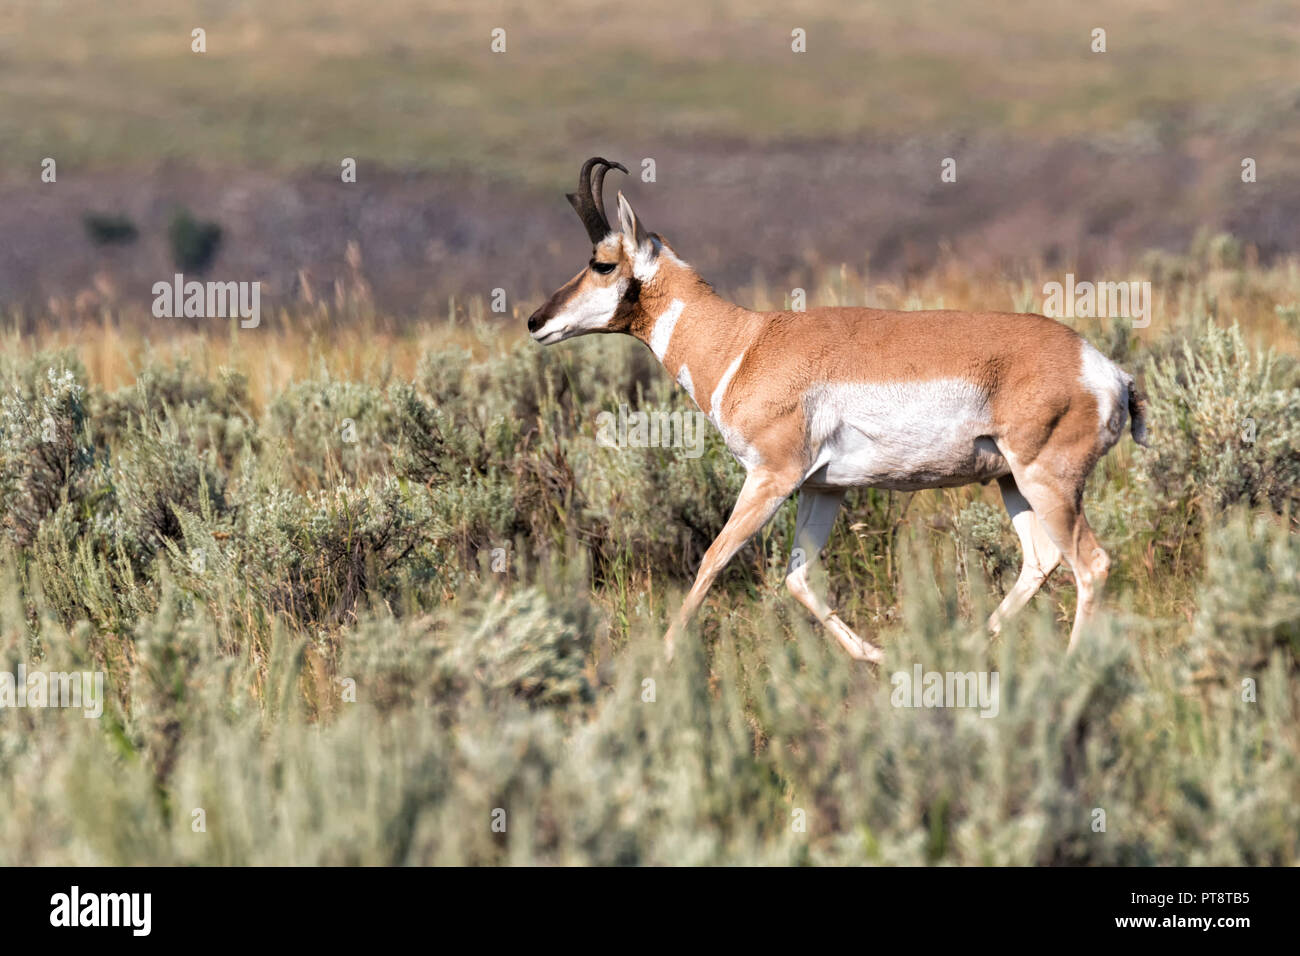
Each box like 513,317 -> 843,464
0,244 -> 1297,864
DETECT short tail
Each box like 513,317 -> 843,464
1125,374 -> 1149,446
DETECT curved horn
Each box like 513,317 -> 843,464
565,157 -> 628,243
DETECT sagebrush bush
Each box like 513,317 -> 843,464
93,361 -> 255,468
1137,321 -> 1300,515
33,501 -> 158,635
222,475 -> 440,629
2,257 -> 1299,864
952,498 -> 1019,590
1186,510 -> 1300,676
0,363 -> 94,546
267,372 -> 399,485
388,382 -> 449,486
110,411 -> 229,563
342,583 -> 599,715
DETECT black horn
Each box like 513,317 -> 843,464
566,157 -> 628,243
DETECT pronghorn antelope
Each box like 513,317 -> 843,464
528,158 -> 1148,663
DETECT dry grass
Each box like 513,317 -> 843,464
9,244 -> 1298,414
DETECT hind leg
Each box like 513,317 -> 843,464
987,476 -> 1062,634
784,487 -> 883,663
1005,462 -> 1110,651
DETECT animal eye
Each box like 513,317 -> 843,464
591,261 -> 617,275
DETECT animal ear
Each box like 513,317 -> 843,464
617,192 -> 651,252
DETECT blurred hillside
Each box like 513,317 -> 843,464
1,0 -> 1298,313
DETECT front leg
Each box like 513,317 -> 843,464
664,467 -> 801,661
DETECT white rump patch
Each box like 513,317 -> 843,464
1078,340 -> 1128,438
649,299 -> 684,360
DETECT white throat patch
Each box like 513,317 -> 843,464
677,364 -> 696,403
709,352 -> 761,470
649,299 -> 685,360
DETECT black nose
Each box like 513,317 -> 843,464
527,307 -> 545,333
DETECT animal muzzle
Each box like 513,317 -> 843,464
527,306 -> 548,334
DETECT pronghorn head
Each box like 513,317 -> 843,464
528,157 -> 672,345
